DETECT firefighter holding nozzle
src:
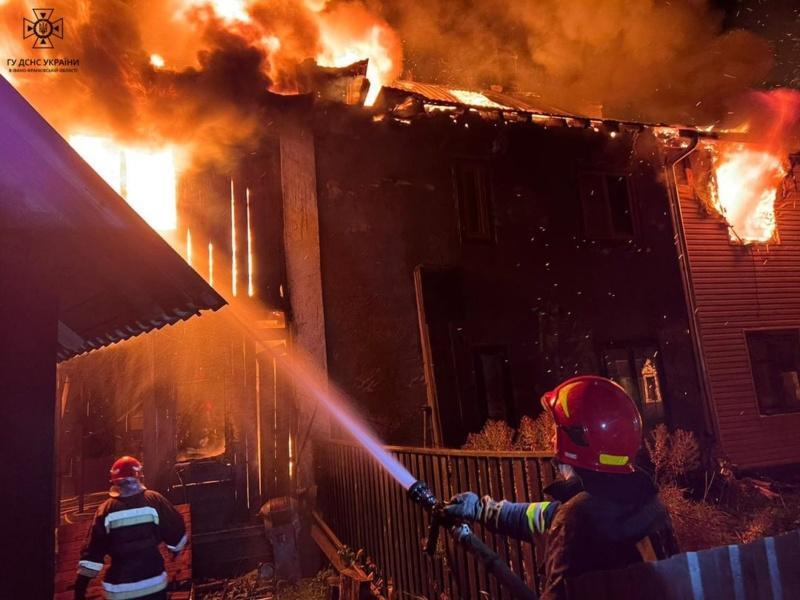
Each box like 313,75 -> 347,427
73,456 -> 188,600
444,376 -> 678,600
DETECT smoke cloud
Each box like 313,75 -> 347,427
1,0 -> 400,163
0,0 -> 783,157
373,0 -> 774,124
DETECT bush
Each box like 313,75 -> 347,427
645,424 -> 700,484
463,420 -> 516,451
515,411 -> 555,452
462,412 -> 555,452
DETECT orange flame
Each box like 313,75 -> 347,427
316,10 -> 401,105
246,187 -> 254,298
208,242 -> 215,286
181,0 -> 401,105
230,179 -> 237,297
710,144 -> 786,244
69,135 -> 178,232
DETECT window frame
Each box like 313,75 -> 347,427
452,158 -> 495,244
579,171 -> 637,241
472,345 -> 514,425
599,342 -> 666,415
744,327 -> 800,416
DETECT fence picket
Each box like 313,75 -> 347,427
315,441 -> 552,599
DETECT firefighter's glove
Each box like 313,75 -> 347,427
74,574 -> 90,600
444,492 -> 504,527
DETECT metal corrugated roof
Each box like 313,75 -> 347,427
0,76 -> 226,361
387,80 -> 596,119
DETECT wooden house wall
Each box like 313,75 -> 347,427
309,109 -> 704,446
678,162 -> 800,467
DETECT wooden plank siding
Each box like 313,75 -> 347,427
53,504 -> 192,600
315,440 -> 554,599
677,169 -> 800,467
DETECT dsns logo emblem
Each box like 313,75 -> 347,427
23,8 -> 64,49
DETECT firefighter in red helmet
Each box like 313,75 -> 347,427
444,376 -> 677,599
73,456 -> 187,600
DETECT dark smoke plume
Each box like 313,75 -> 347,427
372,0 -> 774,124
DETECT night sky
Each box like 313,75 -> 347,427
718,0 -> 800,88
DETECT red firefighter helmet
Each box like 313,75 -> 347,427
109,456 -> 143,484
541,376 -> 642,474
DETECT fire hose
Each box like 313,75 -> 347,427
407,480 -> 537,600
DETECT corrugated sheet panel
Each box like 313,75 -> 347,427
387,80 -> 587,118
0,77 -> 226,362
569,529 -> 800,599
678,172 -> 800,467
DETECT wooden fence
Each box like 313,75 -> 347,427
315,440 -> 554,600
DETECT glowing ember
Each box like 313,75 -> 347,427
150,53 -> 165,68
449,89 -> 508,110
246,187 -> 254,298
230,180 -> 237,297
69,135 -> 177,231
208,242 -> 214,286
710,144 -> 786,244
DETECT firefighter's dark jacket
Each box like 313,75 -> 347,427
545,469 -> 676,600
486,468 -> 677,600
75,489 -> 187,599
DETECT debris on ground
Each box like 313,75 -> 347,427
193,567 -> 334,600
277,569 -> 332,600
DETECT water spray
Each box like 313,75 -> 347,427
225,308 -> 534,597
224,307 -> 417,489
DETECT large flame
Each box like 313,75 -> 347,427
710,144 -> 786,244
315,13 -> 400,106
183,0 -> 402,105
70,135 -> 178,232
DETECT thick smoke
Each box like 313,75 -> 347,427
2,0 -> 275,161
1,0 -> 400,163
373,0 -> 774,124
0,0 -> 783,153
725,88 -> 800,151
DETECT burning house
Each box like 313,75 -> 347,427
55,131 -> 298,575
0,78 -> 224,597
242,75 -> 800,473
5,0 -> 800,593
54,67 -> 800,556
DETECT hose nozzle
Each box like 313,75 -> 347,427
407,481 -> 443,555
407,480 -> 438,511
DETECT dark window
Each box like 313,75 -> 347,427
746,330 -> 800,415
601,345 -> 665,423
454,161 -> 493,241
474,346 -> 513,423
580,173 -> 635,239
